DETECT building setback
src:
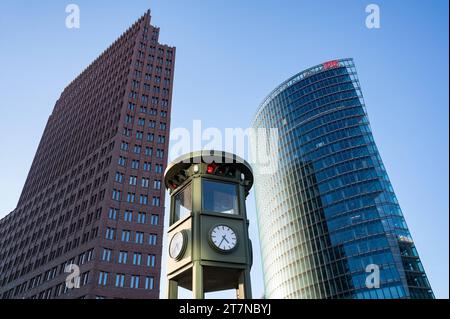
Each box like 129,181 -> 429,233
0,10 -> 175,299
251,58 -> 434,299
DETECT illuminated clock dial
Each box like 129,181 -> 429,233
210,225 -> 238,252
169,231 -> 187,261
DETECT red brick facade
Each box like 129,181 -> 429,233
0,10 -> 175,299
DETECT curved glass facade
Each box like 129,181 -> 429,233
251,58 -> 434,299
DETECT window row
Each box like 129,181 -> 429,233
111,190 -> 160,206
101,249 -> 156,267
114,172 -> 161,189
107,208 -> 159,225
105,228 -> 158,245
98,272 -> 154,290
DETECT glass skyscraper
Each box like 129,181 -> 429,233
251,58 -> 434,299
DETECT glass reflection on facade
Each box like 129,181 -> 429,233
251,58 -> 434,299
174,184 -> 192,222
202,180 -> 239,215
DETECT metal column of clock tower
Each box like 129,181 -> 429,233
164,150 -> 254,299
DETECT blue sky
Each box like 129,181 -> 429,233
0,0 -> 448,298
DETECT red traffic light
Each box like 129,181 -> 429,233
206,163 -> 218,174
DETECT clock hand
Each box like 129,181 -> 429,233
218,237 -> 225,247
222,235 -> 230,244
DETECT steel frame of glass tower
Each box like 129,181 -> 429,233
251,58 -> 434,299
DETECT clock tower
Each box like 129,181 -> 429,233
164,150 -> 253,299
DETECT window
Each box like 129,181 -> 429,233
118,251 -> 128,264
150,214 -> 159,225
133,145 -> 141,154
121,230 -> 131,242
98,272 -> 108,286
153,180 -> 161,190
148,120 -> 156,129
143,162 -> 152,171
156,149 -> 164,158
155,164 -> 163,174
81,272 -> 90,286
202,180 -> 238,215
149,234 -> 157,246
123,128 -> 131,136
133,253 -> 142,265
138,118 -> 145,126
174,184 -> 191,222
152,197 -> 160,207
137,212 -> 146,224
125,115 -> 133,123
102,249 -> 112,262
78,253 -> 86,265
112,189 -> 121,201
136,232 -> 144,244
140,195 -> 148,205
145,276 -> 154,290
127,192 -> 135,203
129,91 -> 137,99
145,147 -> 153,156
130,275 -> 140,289
132,80 -> 140,89
158,135 -> 166,144
142,178 -> 149,188
87,248 -> 94,261
129,176 -> 137,185
147,255 -> 156,268
108,208 -> 118,220
120,142 -> 129,151
160,123 -> 167,131
163,78 -> 170,86
115,274 -> 125,287
147,133 -> 154,142
118,156 -> 126,166
131,160 -> 140,169
105,228 -> 115,240
115,172 -> 124,183
124,210 -> 133,222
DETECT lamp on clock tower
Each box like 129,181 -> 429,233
164,150 -> 254,299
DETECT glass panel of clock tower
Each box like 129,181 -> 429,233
202,180 -> 239,215
173,184 -> 192,223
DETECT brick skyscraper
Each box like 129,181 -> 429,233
0,10 -> 175,299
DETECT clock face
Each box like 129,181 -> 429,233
169,231 -> 186,260
210,225 -> 238,252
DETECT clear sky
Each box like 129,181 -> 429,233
0,0 -> 448,299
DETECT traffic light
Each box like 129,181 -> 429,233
206,163 -> 236,178
168,168 -> 188,190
